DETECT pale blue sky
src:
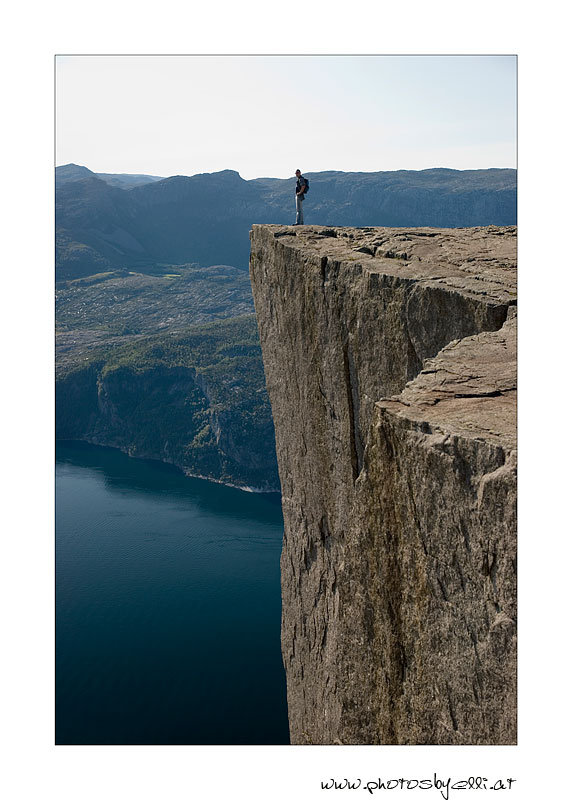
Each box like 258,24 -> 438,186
56,54 -> 516,179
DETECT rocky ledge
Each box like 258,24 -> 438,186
249,224 -> 516,745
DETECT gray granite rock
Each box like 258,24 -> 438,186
249,225 -> 516,744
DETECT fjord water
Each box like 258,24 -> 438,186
56,442 -> 289,744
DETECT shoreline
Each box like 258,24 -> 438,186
180,468 -> 278,494
56,438 -> 281,496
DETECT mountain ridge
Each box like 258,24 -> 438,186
56,163 -> 165,188
56,164 -> 517,281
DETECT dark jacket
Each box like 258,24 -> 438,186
296,176 -> 308,195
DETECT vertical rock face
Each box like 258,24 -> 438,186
249,225 -> 516,745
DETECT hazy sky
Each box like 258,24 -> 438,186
56,54 -> 516,180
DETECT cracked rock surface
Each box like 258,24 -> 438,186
249,225 -> 516,744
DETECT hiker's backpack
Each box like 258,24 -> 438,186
303,177 -> 310,194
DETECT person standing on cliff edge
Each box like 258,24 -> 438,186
294,169 -> 308,225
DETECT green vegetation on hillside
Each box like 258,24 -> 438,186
55,262 -> 255,375
56,314 -> 280,491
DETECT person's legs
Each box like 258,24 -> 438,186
296,195 -> 304,225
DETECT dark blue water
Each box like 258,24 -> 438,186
56,441 -> 289,744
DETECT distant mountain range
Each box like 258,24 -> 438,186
56,163 -> 164,189
55,164 -> 517,281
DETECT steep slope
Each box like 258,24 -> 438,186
250,224 -> 516,744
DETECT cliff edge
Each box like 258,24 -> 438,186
250,224 -> 516,745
